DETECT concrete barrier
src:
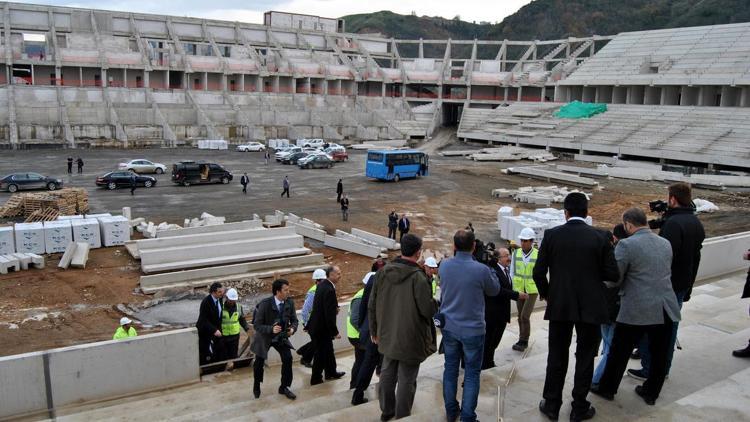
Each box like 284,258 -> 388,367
351,228 -> 400,250
697,231 -> 750,281
0,329 -> 199,420
324,234 -> 382,258
288,221 -> 326,242
156,220 -> 263,238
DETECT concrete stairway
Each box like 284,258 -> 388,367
50,271 -> 750,421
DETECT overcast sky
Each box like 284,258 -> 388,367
25,0 -> 532,25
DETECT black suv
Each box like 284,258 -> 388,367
171,161 -> 233,186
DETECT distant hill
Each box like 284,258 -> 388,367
343,0 -> 750,42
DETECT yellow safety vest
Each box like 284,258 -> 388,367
346,288 -> 365,339
113,326 -> 137,340
431,275 -> 439,296
513,248 -> 539,294
221,305 -> 243,336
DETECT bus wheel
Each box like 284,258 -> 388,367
393,175 -> 400,182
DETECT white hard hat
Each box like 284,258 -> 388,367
120,317 -> 132,326
518,227 -> 536,240
362,271 -> 375,285
312,268 -> 327,280
226,288 -> 239,301
424,257 -> 438,268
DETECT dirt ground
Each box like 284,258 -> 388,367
1,147 -> 748,356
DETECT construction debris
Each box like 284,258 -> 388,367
58,242 -> 77,269
492,185 -> 592,206
70,242 -> 91,268
506,166 -> 599,188
0,188 -> 89,219
469,146 -> 557,162
497,206 -> 593,243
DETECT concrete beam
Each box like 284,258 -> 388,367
137,227 -> 295,252
287,221 -> 326,242
156,220 -> 263,238
323,234 -> 382,258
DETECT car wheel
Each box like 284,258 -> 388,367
128,168 -> 136,173
155,168 -> 164,174
394,175 -> 400,182
7,184 -> 18,193
107,182 -> 117,190
221,177 -> 229,184
144,180 -> 153,188
183,181 -> 191,187
328,163 -> 333,169
47,182 -> 57,190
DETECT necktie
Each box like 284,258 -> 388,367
278,301 -> 284,320
505,267 -> 510,283
216,298 -> 221,319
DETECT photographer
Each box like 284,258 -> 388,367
629,182 -> 705,381
250,279 -> 299,400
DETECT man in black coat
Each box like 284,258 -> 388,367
250,279 -> 299,400
483,248 -> 527,370
336,178 -> 343,202
196,282 -> 225,365
351,260 -> 386,405
733,249 -> 750,358
388,211 -> 398,240
534,193 -> 619,422
308,265 -> 346,385
240,173 -> 249,194
398,215 -> 410,242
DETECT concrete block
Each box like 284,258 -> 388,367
351,228 -> 400,250
0,226 -> 14,254
70,242 -> 90,268
58,242 -> 77,269
286,213 -> 301,223
87,213 -> 112,219
288,221 -> 326,242
43,220 -> 73,254
57,215 -> 84,220
0,255 -> 20,274
0,351 -> 47,420
156,220 -> 262,238
324,234 -> 382,258
71,218 -> 102,249
122,207 -> 132,220
138,227 -> 296,252
26,253 -> 44,269
334,229 -> 381,247
697,232 -> 750,281
10,253 -> 31,270
263,214 -> 282,227
129,217 -> 146,227
99,216 -> 130,247
14,222 -> 45,254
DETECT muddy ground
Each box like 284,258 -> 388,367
1,146 -> 748,356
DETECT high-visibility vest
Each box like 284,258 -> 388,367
431,275 -> 438,296
513,248 -> 539,294
113,326 -> 137,340
221,305 -> 243,336
346,288 -> 365,339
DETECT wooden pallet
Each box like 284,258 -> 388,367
0,195 -> 24,217
24,208 -> 60,223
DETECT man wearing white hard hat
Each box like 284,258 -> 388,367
511,227 -> 539,352
424,256 -> 440,298
297,268 -> 328,367
221,288 -> 249,361
113,317 -> 137,340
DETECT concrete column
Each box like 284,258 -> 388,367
239,74 -> 245,92
30,64 -> 35,85
101,69 -> 107,87
381,82 -> 386,97
79,67 -> 83,87
517,86 -> 523,101
221,74 -> 227,92
273,76 -> 279,93
504,87 -> 508,101
740,87 -> 750,107
143,71 -> 150,89
661,86 -> 679,105
123,68 -> 127,87
55,67 -> 61,85
203,72 -> 208,91
698,86 -> 716,106
541,86 -> 547,102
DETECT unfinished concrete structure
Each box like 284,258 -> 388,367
0,1 -> 607,148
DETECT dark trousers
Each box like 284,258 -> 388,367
77,165 -> 82,174
298,334 -> 316,364
311,335 -> 337,382
352,333 -> 381,401
598,314 -> 674,401
379,356 -> 420,419
198,335 -> 223,365
482,319 -> 507,370
337,192 -> 342,202
543,321 -> 600,414
281,187 -> 290,197
348,337 -> 365,388
388,227 -> 396,239
399,230 -> 408,241
242,183 -> 247,194
67,164 -> 72,174
130,186 -> 136,195
223,334 -> 240,360
254,343 -> 293,389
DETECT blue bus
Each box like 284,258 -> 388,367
365,150 -> 429,182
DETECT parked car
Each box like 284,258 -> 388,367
236,142 -> 266,152
171,161 -> 233,186
117,159 -> 167,174
0,173 -> 63,192
96,172 -> 156,190
281,151 -> 309,165
325,148 -> 348,162
301,139 -> 325,148
298,154 -> 334,169
275,147 -> 302,162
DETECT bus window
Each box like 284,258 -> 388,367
368,152 -> 384,162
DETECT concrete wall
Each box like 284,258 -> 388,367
696,231 -> 750,281
0,328 -> 199,420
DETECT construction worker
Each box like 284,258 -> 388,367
296,269 -> 326,367
113,317 -> 137,340
424,256 -> 440,298
346,273 -> 369,389
511,227 -> 539,352
221,288 -> 250,361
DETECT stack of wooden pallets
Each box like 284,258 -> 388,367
0,188 -> 89,221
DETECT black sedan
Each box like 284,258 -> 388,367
96,171 -> 156,190
281,151 -> 309,165
0,173 -> 63,193
298,154 -> 335,169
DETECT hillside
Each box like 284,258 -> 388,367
343,0 -> 750,41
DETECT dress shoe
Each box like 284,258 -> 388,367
634,385 -> 655,405
538,400 -> 559,420
512,341 -> 528,352
300,359 -> 313,368
570,406 -> 596,422
279,386 -> 297,400
589,385 -> 614,401
380,413 -> 394,421
253,381 -> 261,399
310,378 -> 324,386
351,396 -> 369,405
630,349 -> 641,359
732,342 -> 750,358
627,368 -> 648,381
325,371 -> 346,380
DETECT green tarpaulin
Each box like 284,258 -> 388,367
554,101 -> 608,119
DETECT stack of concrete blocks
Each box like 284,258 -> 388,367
197,139 -> 228,150
43,220 -> 74,254
268,139 -> 291,148
498,207 -> 593,243
14,222 -> 45,254
285,213 -> 326,242
136,227 -> 310,273
0,253 -> 44,273
71,218 -> 102,248
492,185 -> 591,206
351,228 -> 400,250
0,226 -> 14,254
0,255 -> 20,273
263,210 -> 285,227
324,230 -> 383,258
99,216 -> 130,247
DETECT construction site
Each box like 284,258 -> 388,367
1,2 -> 750,422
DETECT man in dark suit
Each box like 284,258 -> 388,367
250,279 -> 299,400
483,248 -> 528,369
308,265 -> 346,385
398,215 -> 410,242
534,193 -> 619,422
196,282 -> 225,365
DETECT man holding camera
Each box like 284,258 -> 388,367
250,279 -> 299,400
630,182 -> 705,381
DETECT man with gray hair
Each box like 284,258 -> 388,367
592,207 -> 681,406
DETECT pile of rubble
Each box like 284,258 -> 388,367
492,185 -> 592,206
0,188 -> 89,222
134,212 -> 230,238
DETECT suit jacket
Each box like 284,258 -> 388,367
533,219 -> 620,324
398,217 -> 410,232
196,294 -> 222,338
485,264 -> 520,324
240,175 -> 248,185
307,280 -> 339,339
250,296 -> 298,359
614,228 -> 681,325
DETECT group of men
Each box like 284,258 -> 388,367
66,156 -> 84,174
387,211 -> 410,241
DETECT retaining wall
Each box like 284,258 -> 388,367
696,231 -> 750,280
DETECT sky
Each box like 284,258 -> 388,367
24,0 -> 533,25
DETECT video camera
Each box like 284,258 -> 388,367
648,200 -> 669,214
